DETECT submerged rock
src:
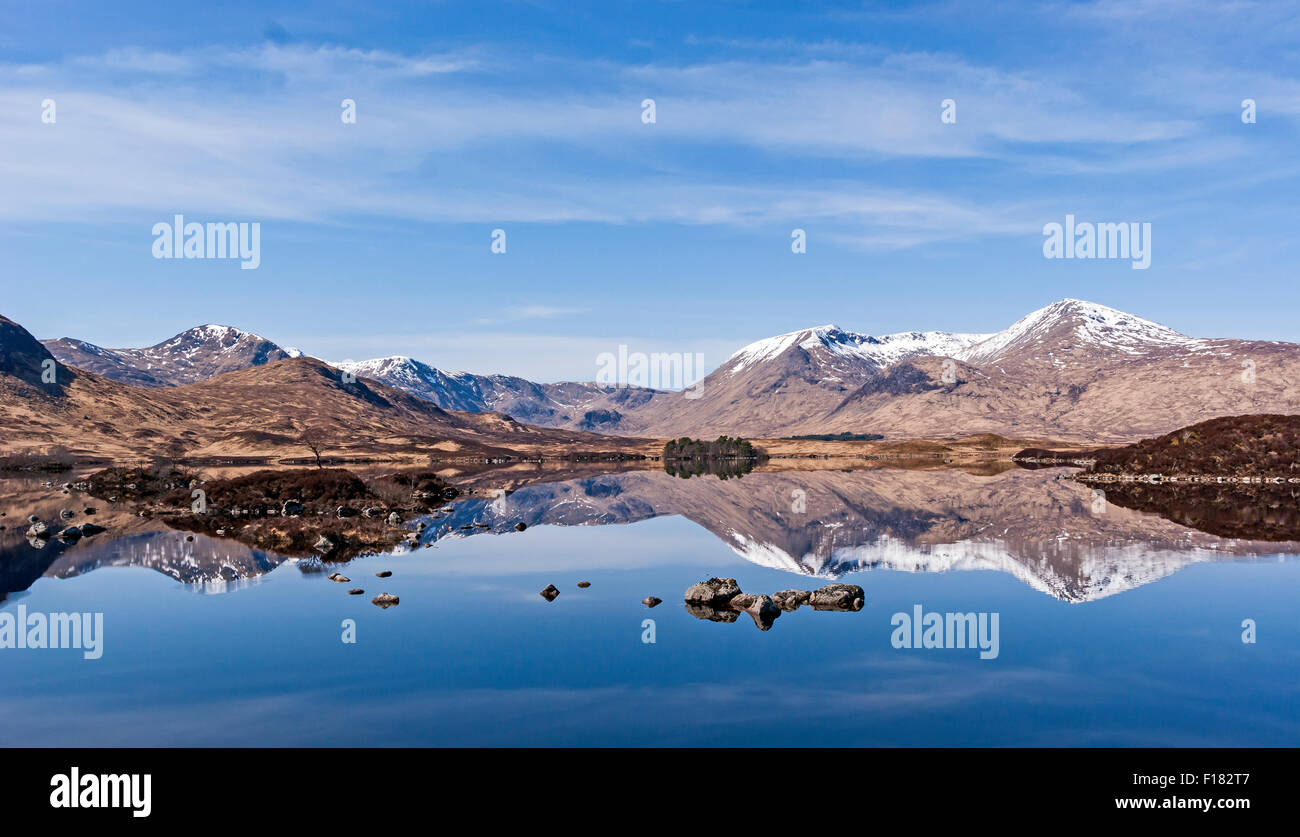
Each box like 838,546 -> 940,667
371,592 -> 400,608
808,583 -> 865,611
539,584 -> 560,602
683,577 -> 742,606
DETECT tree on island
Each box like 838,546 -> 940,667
663,435 -> 757,461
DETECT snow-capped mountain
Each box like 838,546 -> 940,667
43,324 -> 292,387
955,298 -> 1208,367
335,356 -> 487,412
588,297 -> 1300,441
723,324 -> 992,378
333,355 -> 670,430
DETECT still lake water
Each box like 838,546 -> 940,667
1,466 -> 1297,746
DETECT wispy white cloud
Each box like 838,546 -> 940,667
0,26 -> 1292,249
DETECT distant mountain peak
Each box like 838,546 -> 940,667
724,322 -> 991,377
957,298 -> 1202,366
42,322 -> 292,387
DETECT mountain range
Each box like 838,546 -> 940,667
1,315 -> 637,461
29,298 -> 1300,443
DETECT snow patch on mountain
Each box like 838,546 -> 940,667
957,299 -> 1206,365
725,324 -> 992,376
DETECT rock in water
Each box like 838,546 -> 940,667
371,592 -> 400,608
26,521 -> 49,538
348,588 -> 364,595
79,523 -> 106,535
539,584 -> 560,602
683,577 -> 742,606
281,500 -> 304,516
313,535 -> 337,554
737,594 -> 780,631
577,581 -> 591,588
327,572 -> 350,583
513,522 -> 527,531
772,589 -> 811,612
375,570 -> 392,578
808,583 -> 865,611
57,526 -> 82,540
642,597 -> 662,608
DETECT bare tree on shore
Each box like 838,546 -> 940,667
299,428 -> 327,468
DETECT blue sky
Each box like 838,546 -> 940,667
2,0 -> 1298,380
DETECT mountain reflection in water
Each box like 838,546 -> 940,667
2,468 -> 1295,602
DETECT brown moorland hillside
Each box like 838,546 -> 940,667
1,314 -> 648,463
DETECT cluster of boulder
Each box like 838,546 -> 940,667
22,509 -> 106,548
684,578 -> 864,631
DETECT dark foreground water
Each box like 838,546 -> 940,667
1,467 -> 1297,746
